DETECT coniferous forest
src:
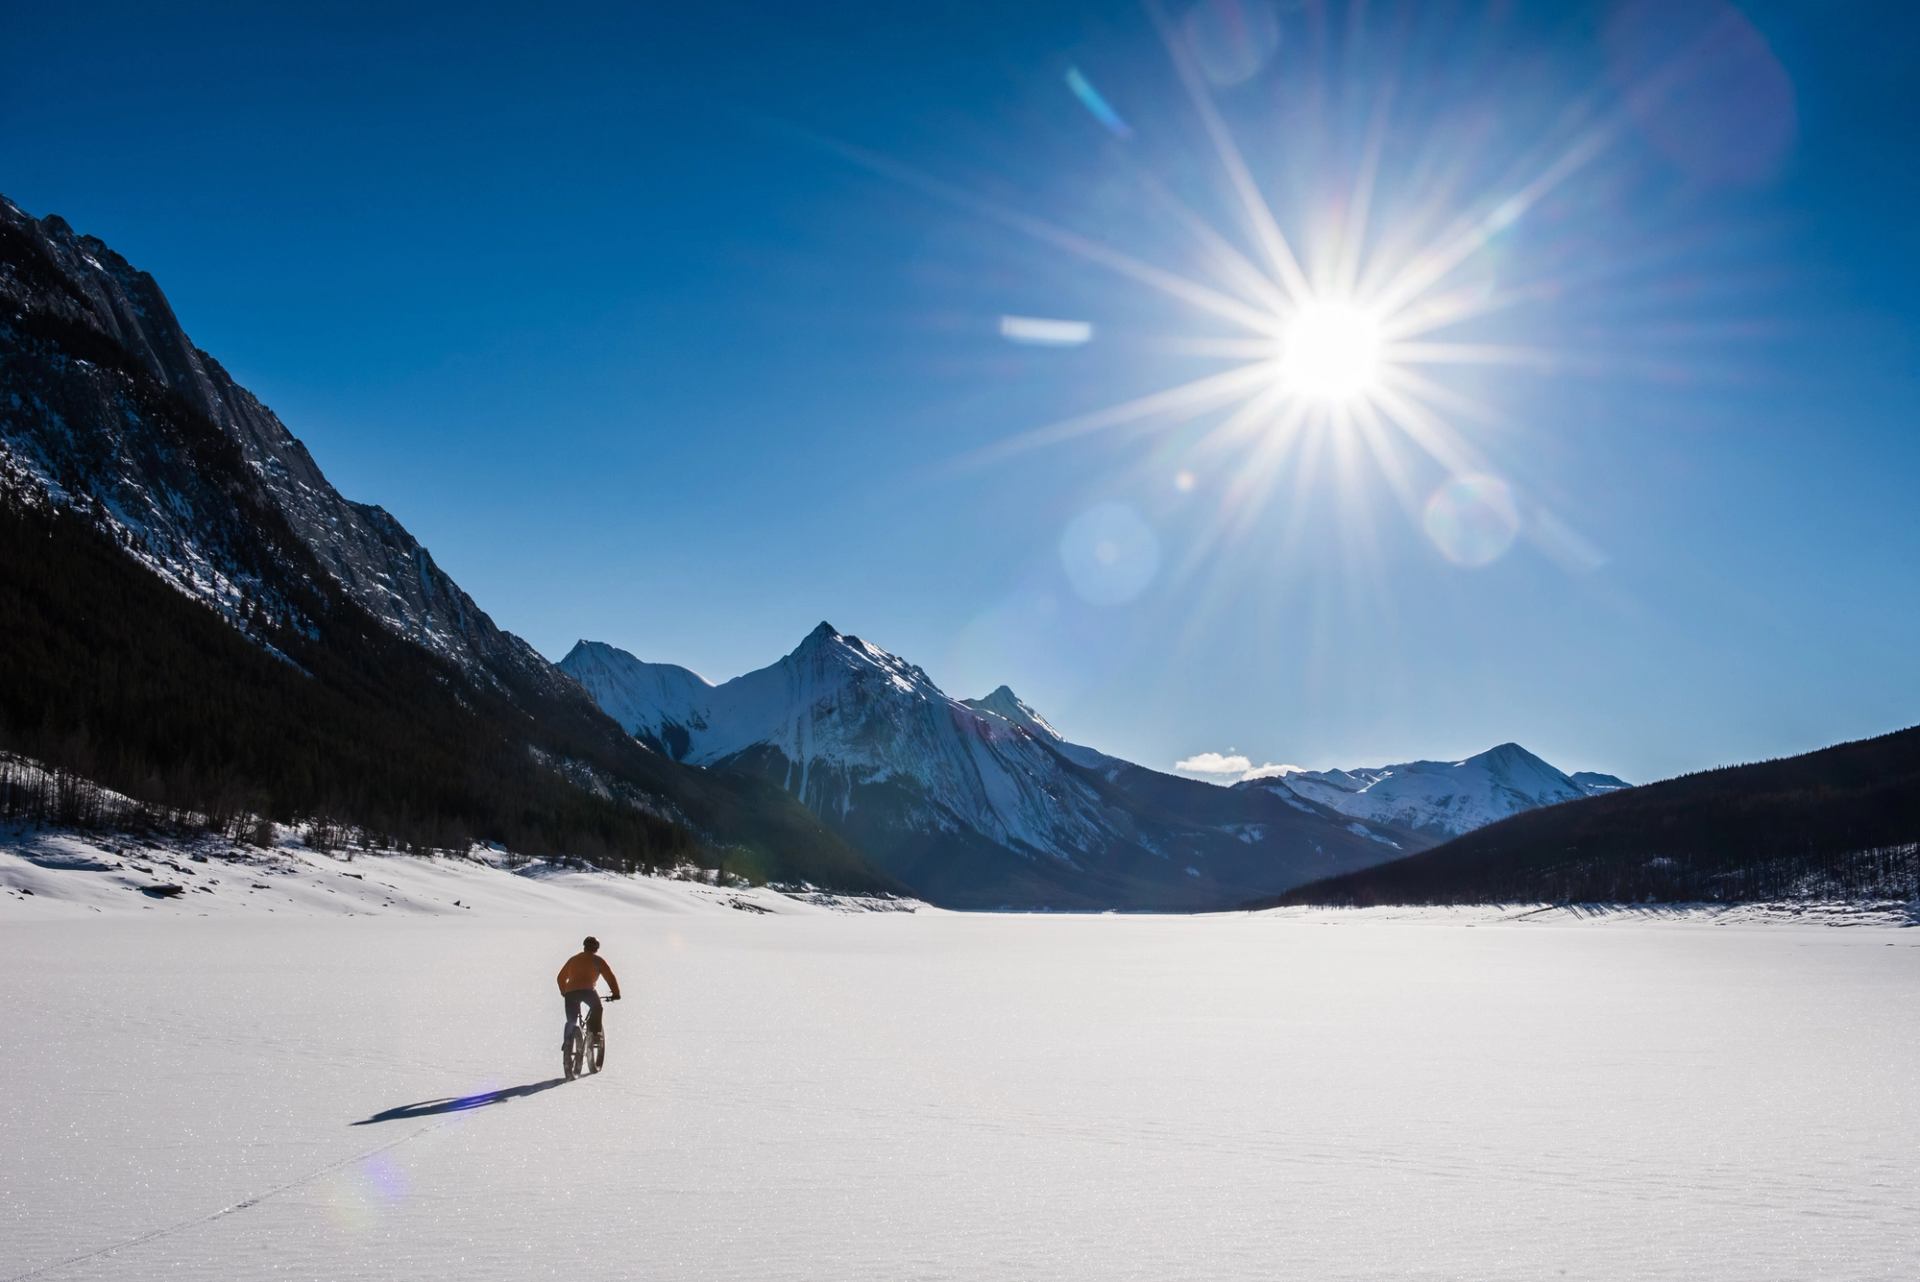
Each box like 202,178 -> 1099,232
1268,725 -> 1920,906
0,493 -> 889,889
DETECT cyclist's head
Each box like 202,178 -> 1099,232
583,936 -> 600,954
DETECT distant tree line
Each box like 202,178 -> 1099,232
1271,726 -> 1920,906
1,754 -> 167,831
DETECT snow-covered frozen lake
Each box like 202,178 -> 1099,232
4,912 -> 1917,1281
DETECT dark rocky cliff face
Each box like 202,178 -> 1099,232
0,195 -> 553,693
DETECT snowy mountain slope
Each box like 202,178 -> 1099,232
561,628 -> 1423,909
560,641 -> 716,758
568,625 -> 1133,858
961,685 -> 1116,772
1239,743 -> 1629,838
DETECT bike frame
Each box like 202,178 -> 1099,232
565,994 -> 608,1079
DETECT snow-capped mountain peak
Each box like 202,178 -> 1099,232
963,685 -> 1062,741
561,624 -> 1630,904
1237,742 -> 1627,838
562,625 -> 1132,866
560,623 -> 1455,907
782,622 -> 946,702
558,640 -> 714,757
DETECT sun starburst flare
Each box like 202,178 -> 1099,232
910,0 -> 1705,586
967,70 -> 1616,505
800,0 -> 1778,605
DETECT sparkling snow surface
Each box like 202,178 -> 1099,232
4,913 -> 1916,1281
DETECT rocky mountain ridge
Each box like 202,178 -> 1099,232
560,631 -> 1624,907
0,195 -> 556,694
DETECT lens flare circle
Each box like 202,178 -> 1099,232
1423,474 -> 1520,567
1183,0 -> 1284,88
1060,501 -> 1162,605
1278,299 -> 1385,405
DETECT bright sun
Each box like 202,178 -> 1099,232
1277,298 -> 1386,406
943,8 -> 1620,541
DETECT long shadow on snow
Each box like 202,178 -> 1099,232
352,1078 -> 566,1125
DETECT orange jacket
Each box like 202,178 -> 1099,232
557,950 -> 619,997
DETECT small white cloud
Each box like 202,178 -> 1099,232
1239,762 -> 1307,781
999,315 -> 1094,347
1175,754 -> 1310,783
1174,752 -> 1252,776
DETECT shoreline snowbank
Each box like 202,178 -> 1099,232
0,823 -> 924,918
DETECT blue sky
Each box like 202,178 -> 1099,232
5,0 -> 1915,782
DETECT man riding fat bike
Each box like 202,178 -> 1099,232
557,935 -> 621,1064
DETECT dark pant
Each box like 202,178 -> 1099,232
562,988 -> 602,1049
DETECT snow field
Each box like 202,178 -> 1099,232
3,913 -> 1916,1280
